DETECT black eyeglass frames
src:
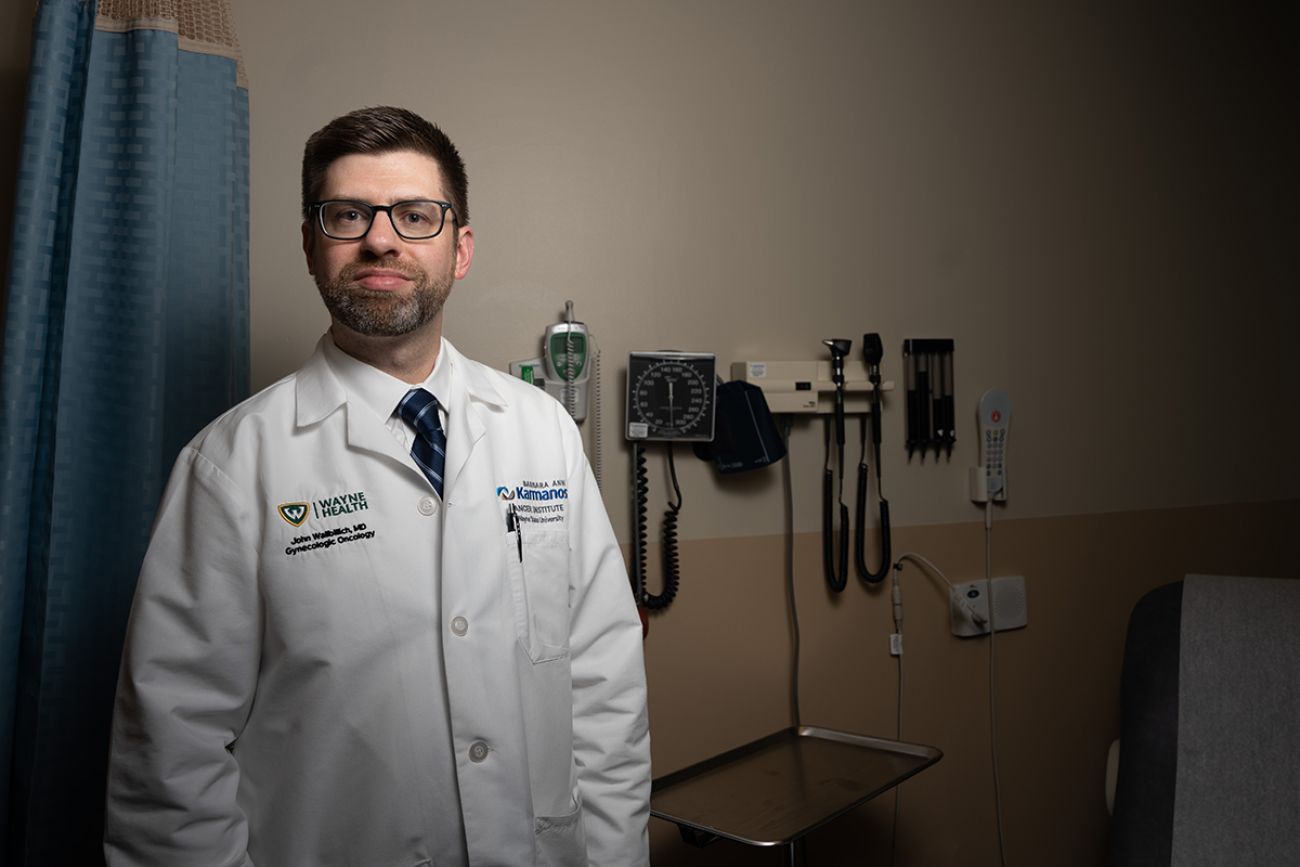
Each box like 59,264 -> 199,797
311,199 -> 456,240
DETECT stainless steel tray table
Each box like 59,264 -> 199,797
651,725 -> 942,860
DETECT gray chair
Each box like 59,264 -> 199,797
1108,575 -> 1300,866
1109,581 -> 1182,866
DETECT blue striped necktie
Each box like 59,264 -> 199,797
398,388 -> 446,497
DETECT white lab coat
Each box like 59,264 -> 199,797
105,338 -> 650,867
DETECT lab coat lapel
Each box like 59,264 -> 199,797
294,337 -> 424,477
442,341 -> 507,500
345,402 -> 420,470
443,373 -> 483,500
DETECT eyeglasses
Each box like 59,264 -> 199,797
311,199 -> 457,240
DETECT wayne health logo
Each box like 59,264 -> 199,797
277,491 -> 370,527
278,502 -> 309,527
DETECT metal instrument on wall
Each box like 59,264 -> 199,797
903,338 -> 955,460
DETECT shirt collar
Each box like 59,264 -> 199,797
321,335 -> 453,423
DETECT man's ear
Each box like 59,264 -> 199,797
302,221 -> 316,276
454,225 -> 475,280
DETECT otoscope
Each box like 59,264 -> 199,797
825,338 -> 850,448
823,338 -> 852,592
855,333 -> 891,583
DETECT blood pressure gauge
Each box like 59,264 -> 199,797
625,351 -> 717,442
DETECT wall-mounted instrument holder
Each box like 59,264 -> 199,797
729,360 -> 895,413
734,343 -> 895,593
902,338 -> 955,460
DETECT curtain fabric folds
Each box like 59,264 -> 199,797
0,0 -> 249,861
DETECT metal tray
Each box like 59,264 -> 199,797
650,725 -> 942,847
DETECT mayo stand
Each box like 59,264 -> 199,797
651,726 -> 942,865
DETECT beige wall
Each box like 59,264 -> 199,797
5,2 -> 1299,864
227,0 -> 1299,536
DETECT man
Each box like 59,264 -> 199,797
105,106 -> 651,866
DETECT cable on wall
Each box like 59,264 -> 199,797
985,501 -> 1008,867
782,417 -> 801,727
890,563 -> 903,867
891,550 -> 1003,866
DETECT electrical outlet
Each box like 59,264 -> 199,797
950,582 -> 990,637
950,575 -> 1028,637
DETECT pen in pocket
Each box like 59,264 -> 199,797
506,503 -> 523,562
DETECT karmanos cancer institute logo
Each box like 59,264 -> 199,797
496,486 -> 516,500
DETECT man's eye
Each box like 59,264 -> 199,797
394,205 -> 439,226
325,205 -> 368,225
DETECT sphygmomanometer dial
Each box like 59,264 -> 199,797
625,352 -> 716,442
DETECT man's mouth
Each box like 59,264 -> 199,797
351,268 -> 413,291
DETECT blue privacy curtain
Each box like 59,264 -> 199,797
0,0 -> 249,862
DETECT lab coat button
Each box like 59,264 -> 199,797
418,496 -> 437,516
451,616 -> 468,636
469,741 -> 489,763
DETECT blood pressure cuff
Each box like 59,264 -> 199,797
693,381 -> 786,473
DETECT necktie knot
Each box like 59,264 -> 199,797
398,387 -> 443,438
398,388 -> 446,496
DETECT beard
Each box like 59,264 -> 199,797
315,257 -> 454,337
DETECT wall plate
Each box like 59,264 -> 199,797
950,575 -> 1028,637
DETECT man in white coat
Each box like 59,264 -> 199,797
104,106 -> 651,866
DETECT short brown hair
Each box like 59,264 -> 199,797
301,106 -> 469,225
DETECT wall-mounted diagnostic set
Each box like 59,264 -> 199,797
734,334 -> 894,592
626,351 -> 717,610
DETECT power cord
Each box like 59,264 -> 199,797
782,417 -> 801,726
985,501 -> 1008,867
891,549 -> 1005,867
893,552 -> 987,628
890,564 -> 903,867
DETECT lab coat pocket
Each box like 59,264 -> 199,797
534,793 -> 587,867
504,527 -> 571,663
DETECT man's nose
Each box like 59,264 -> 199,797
362,209 -> 401,255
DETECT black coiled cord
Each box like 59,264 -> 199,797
632,441 -> 649,602
643,444 -> 681,609
855,415 -> 892,583
632,442 -> 680,609
823,418 -> 849,592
